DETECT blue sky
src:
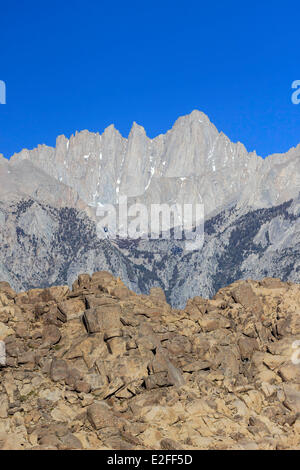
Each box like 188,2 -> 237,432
0,0 -> 299,159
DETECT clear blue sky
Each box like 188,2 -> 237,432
0,0 -> 299,159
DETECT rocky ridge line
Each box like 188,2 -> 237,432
6,110 -> 300,218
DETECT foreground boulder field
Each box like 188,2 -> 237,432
0,272 -> 300,450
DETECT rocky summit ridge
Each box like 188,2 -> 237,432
0,272 -> 300,450
1,110 -> 300,306
5,110 -> 300,216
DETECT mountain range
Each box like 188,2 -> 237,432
1,110 -> 300,306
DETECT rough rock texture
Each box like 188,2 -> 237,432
0,272 -> 300,450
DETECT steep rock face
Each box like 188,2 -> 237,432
98,195 -> 300,307
1,110 -> 300,306
163,196 -> 300,306
0,156 -> 87,211
0,198 -> 149,293
238,143 -> 300,210
8,111 -> 264,216
8,111 -> 300,217
1,195 -> 300,308
0,274 -> 299,450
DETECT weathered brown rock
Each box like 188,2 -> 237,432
42,325 -> 61,346
87,402 -> 117,430
0,272 -> 300,450
231,283 -> 264,318
50,359 -> 69,382
58,298 -> 85,321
